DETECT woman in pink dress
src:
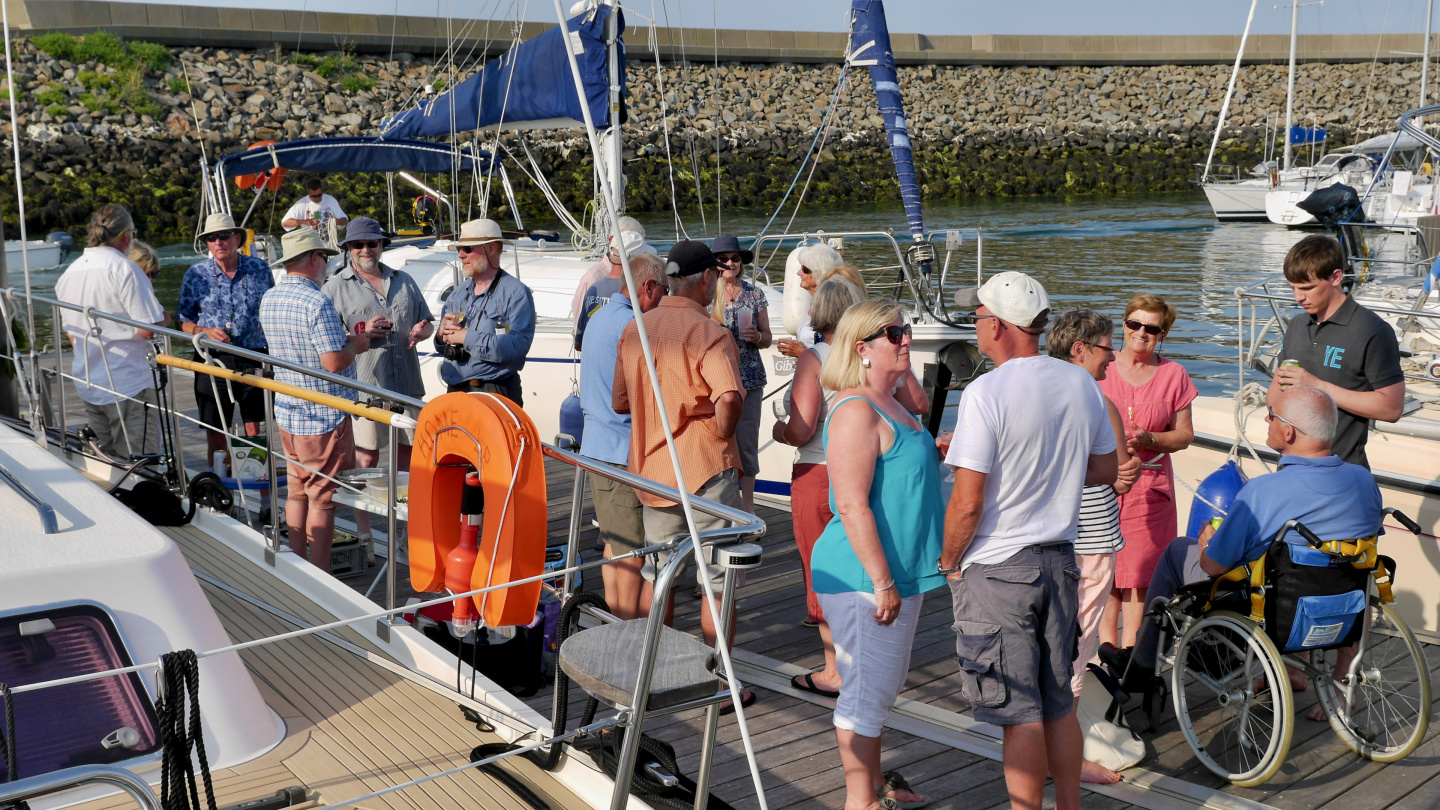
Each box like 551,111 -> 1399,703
1097,294 -> 1197,649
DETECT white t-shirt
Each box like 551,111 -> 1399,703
55,246 -> 166,405
282,193 -> 348,232
944,354 -> 1116,569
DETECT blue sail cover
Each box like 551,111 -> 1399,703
849,0 -> 923,243
1289,126 -> 1327,146
381,5 -> 622,137
216,137 -> 491,177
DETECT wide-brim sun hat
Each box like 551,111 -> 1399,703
711,234 -> 754,265
278,228 -> 339,264
342,216 -> 390,248
197,212 -> 242,241
451,218 -> 510,249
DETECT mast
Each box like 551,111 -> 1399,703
607,0 -> 623,215
1421,0 -> 1434,126
1204,0 -> 1259,183
1283,0 -> 1299,171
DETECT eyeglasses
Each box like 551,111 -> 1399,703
1124,319 -> 1163,336
799,266 -> 813,275
1083,341 -> 1115,354
349,241 -> 383,249
1265,407 -> 1307,434
973,313 -> 1007,330
715,253 -> 742,264
862,323 -> 912,345
204,232 -> 238,243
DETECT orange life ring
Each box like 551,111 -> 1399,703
408,391 -> 547,628
234,140 -> 288,192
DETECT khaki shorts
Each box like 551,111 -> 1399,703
353,405 -> 419,451
641,468 -> 743,590
591,461 -> 645,554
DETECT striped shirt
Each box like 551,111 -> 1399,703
1074,484 -> 1125,555
259,274 -> 355,435
613,296 -> 743,508
321,263 -> 434,398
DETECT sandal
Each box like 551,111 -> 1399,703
790,672 -> 840,699
877,770 -> 929,810
718,688 -> 756,716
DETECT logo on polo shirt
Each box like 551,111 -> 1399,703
1324,346 -> 1345,369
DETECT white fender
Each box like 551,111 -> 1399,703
781,246 -> 812,336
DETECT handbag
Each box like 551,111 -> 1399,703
1076,663 -> 1146,772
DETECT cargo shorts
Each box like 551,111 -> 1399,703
949,543 -> 1082,726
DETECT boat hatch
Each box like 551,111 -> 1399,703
0,603 -> 160,780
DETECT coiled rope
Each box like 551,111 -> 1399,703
156,650 -> 217,810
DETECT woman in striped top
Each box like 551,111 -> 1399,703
1047,308 -> 1140,785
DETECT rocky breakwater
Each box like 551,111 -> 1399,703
1,30 -> 1435,243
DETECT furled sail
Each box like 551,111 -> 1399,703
381,3 -> 624,138
848,0 -> 923,244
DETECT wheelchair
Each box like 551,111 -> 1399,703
1147,507 -> 1430,787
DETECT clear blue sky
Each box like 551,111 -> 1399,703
126,1 -> 1439,37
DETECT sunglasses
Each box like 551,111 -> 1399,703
862,323 -> 912,345
144,271 -> 158,281
1265,407 -> 1307,434
799,266 -> 813,275
204,231 -> 238,243
349,240 -> 383,249
1124,319 -> 1163,336
716,253 -> 742,264
458,245 -> 484,254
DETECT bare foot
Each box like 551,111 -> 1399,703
1307,702 -> 1329,722
1287,666 -> 1309,693
1081,758 -> 1123,784
879,785 -> 928,805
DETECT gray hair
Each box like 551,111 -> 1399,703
810,278 -> 865,335
668,269 -> 708,296
87,204 -> 134,248
1047,308 -> 1113,361
1279,386 -> 1339,443
629,251 -> 667,288
802,243 -> 842,280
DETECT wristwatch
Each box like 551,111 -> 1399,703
936,557 -> 961,576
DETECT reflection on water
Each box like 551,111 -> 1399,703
25,193 -> 1421,396
635,193 -> 1419,396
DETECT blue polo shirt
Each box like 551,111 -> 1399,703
578,294 -> 635,465
1206,454 -> 1384,570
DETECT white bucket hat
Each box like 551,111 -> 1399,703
451,218 -> 510,249
197,212 -> 242,241
278,228 -> 339,264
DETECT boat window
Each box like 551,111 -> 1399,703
1316,155 -> 1342,167
0,603 -> 161,780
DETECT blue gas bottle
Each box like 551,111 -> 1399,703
558,393 -> 585,450
1185,460 -> 1248,537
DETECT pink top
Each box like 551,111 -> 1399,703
1097,355 -> 1198,587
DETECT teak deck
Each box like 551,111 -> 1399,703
52,367 -> 1440,810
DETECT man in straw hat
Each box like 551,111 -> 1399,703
323,216 -> 434,544
260,229 -> 375,573
177,212 -> 275,464
939,271 -> 1118,810
54,204 -> 167,459
437,218 -> 535,404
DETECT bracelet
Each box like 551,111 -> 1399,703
873,579 -> 895,593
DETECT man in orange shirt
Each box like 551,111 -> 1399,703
612,239 -> 753,710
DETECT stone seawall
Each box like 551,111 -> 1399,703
3,35 -> 1433,242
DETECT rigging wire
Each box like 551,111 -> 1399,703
648,4 -> 688,240
1,1 -> 37,346
712,0 -> 721,234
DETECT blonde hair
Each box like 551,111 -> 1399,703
810,277 -> 865,335
825,263 -> 867,294
821,298 -> 904,391
128,239 -> 160,278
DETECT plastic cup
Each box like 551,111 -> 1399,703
736,306 -> 753,334
772,397 -> 790,420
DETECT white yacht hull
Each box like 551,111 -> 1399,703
7,240 -> 64,270
1202,181 -> 1273,221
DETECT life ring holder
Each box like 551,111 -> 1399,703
408,392 -> 546,628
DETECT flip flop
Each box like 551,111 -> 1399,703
718,688 -> 756,716
790,672 -> 840,699
877,770 -> 930,810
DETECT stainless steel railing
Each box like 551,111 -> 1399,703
0,764 -> 162,810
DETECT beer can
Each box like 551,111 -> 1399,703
1279,358 -> 1300,386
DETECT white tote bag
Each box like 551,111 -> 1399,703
1077,664 -> 1146,772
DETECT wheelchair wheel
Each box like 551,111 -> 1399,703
1172,611 -> 1294,787
1315,600 -> 1431,762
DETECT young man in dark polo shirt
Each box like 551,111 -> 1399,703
1267,235 -> 1404,469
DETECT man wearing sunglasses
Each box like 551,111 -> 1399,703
178,212 -> 276,464
281,177 -> 349,237
1268,235 -> 1404,470
436,218 -> 535,404
939,271 -> 1118,810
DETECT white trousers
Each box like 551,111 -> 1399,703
818,590 -> 924,737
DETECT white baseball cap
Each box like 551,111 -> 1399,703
971,271 -> 1051,330
607,229 -> 655,258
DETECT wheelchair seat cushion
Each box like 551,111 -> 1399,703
1266,541 -> 1369,653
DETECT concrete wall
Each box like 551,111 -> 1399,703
10,0 -> 1440,65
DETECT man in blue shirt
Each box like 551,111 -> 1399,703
579,251 -> 668,620
1129,386 -> 1383,678
437,219 -> 536,404
177,212 -> 275,461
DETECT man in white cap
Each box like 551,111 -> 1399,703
260,229 -> 376,573
437,218 -> 536,404
937,271 -> 1117,810
177,212 -> 275,464
572,229 -> 648,351
568,215 -> 650,324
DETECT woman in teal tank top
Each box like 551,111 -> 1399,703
811,300 -> 945,810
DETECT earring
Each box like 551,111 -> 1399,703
861,357 -> 872,367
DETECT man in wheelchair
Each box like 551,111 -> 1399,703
1123,386 -> 1383,698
